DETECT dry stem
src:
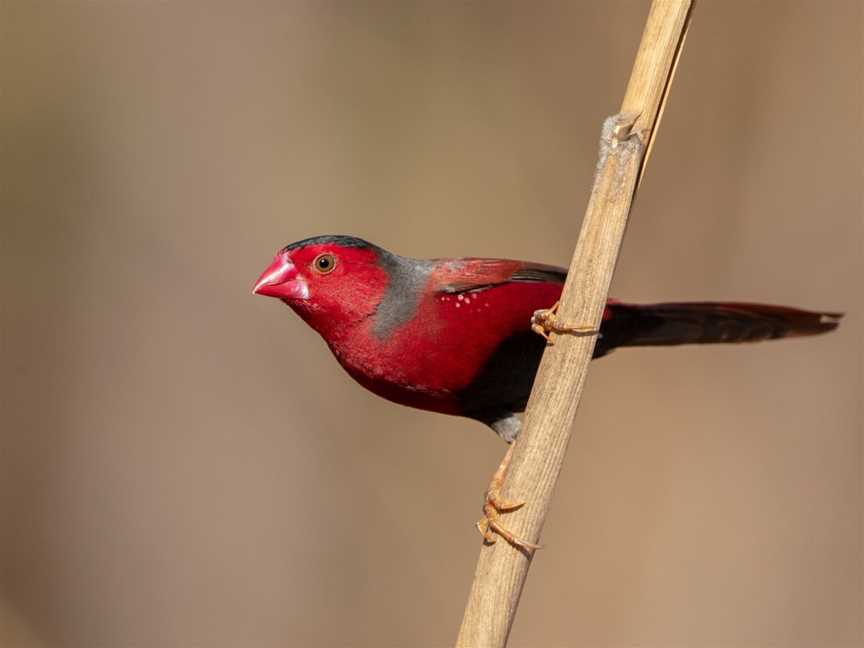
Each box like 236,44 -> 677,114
455,1 -> 694,646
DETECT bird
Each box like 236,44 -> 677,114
253,234 -> 841,549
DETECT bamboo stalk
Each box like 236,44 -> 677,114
455,2 -> 694,646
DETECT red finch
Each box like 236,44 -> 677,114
253,235 -> 841,548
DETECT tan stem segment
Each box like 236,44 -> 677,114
455,1 -> 694,646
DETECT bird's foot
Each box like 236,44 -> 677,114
476,492 -> 542,553
531,301 -> 598,345
474,445 -> 542,552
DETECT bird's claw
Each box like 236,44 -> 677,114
474,445 -> 542,552
485,486 -> 524,512
475,493 -> 542,552
531,301 -> 598,345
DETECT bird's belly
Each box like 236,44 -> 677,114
330,342 -> 465,415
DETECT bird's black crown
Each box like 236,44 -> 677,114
281,234 -> 377,254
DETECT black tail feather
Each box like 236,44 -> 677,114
596,302 -> 842,357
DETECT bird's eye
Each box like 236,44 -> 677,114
313,253 -> 336,274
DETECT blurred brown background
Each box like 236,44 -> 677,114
1,1 -> 861,647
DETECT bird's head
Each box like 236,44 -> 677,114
252,235 -> 392,339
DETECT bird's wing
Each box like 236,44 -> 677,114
431,258 -> 567,294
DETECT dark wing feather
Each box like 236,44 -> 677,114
509,265 -> 567,284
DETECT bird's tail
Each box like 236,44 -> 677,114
596,301 -> 842,357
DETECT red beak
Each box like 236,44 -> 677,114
252,253 -> 309,300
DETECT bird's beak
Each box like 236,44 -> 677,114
252,253 -> 309,300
